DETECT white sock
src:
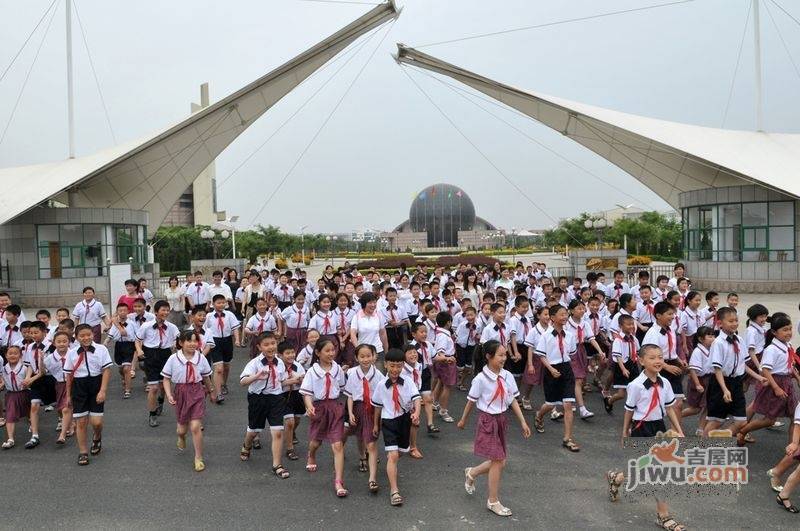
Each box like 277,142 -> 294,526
579,406 -> 588,415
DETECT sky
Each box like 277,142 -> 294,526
1,0 -> 800,234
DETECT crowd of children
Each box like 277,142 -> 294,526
1,261 -> 799,523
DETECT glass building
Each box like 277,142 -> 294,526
408,184 -> 477,247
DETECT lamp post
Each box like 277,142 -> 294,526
201,228 -> 230,260
511,227 -> 517,264
326,235 -> 338,267
212,215 -> 238,259
583,218 -> 607,251
300,225 -> 308,264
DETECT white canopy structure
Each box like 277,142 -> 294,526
0,1 -> 399,232
395,45 -> 800,208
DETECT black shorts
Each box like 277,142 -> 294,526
143,347 -> 171,384
612,359 -> 640,389
660,359 -> 684,397
29,376 -> 55,404
71,375 -> 104,417
630,419 -> 667,438
456,344 -> 474,368
635,324 -> 652,345
381,412 -> 411,452
406,316 -> 419,337
248,393 -> 286,431
282,390 -> 305,418
210,336 -> 234,365
706,375 -> 746,422
277,301 -> 292,311
505,344 -> 526,376
386,326 -> 406,349
542,361 -> 575,405
420,367 -> 432,393
114,341 -> 136,366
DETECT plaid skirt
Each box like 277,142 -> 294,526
521,352 -> 543,386
474,410 -> 508,461
753,374 -> 797,419
285,327 -> 308,352
174,382 -> 206,424
433,360 -> 458,386
570,343 -> 589,380
308,399 -> 345,444
54,381 -> 69,411
347,400 -> 377,443
4,390 -> 30,422
336,336 -> 355,368
685,375 -> 709,409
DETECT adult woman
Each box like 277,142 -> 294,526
495,268 -> 515,292
163,276 -> 186,327
349,292 -> 388,366
225,269 -> 241,318
462,269 -> 483,308
322,265 -> 335,284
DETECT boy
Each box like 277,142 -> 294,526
185,271 -> 211,310
409,322 -> 438,435
653,275 -> 670,303
603,314 -> 640,413
279,341 -> 305,461
0,304 -> 24,356
203,294 -> 241,403
371,347 -> 421,506
605,344 -> 686,530
700,291 -> 720,331
106,302 -> 137,398
704,307 -> 761,437
135,300 -> 180,427
64,323 -> 113,465
605,270 -> 630,301
239,332 -> 290,478
642,302 -> 685,419
726,292 -> 739,310
0,292 -> 27,322
629,270 -> 650,302
22,321 -> 50,448
244,298 -> 278,358
632,285 -> 655,344
46,308 -> 71,342
454,306 -> 479,391
381,287 -> 409,350
508,296 -> 531,381
36,309 -> 57,338
272,273 -> 294,310
208,270 -> 234,309
71,287 -> 110,343
432,312 -> 457,423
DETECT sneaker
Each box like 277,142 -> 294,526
550,410 -> 564,421
768,421 -> 785,430
155,403 -> 164,416
580,409 -> 595,420
24,435 -> 40,449
149,415 -> 160,428
427,424 -> 441,435
521,398 -> 533,411
44,405 -> 54,412
439,409 -> 454,423
221,384 -> 229,396
216,394 -> 225,404
55,421 -> 62,432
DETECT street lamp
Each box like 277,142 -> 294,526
584,218 -> 608,250
300,225 -> 308,264
511,227 -> 517,264
213,215 -> 239,259
326,235 -> 338,267
201,228 -> 230,259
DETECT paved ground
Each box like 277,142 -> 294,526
3,342 -> 799,530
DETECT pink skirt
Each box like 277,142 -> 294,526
174,382 -> 206,424
4,390 -> 30,422
685,375 -> 708,409
91,324 -> 102,344
570,343 -> 589,380
434,360 -> 458,386
55,382 -> 68,411
249,336 -> 260,359
744,353 -> 763,387
336,336 -> 355,369
309,399 -> 345,444
522,353 -> 543,386
474,410 -> 507,461
285,327 -> 308,352
347,400 -> 377,443
753,374 -> 797,419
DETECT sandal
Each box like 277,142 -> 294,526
486,500 -> 512,517
606,470 -> 624,502
743,433 -> 755,443
24,435 -> 40,449
194,459 -> 206,472
390,491 -> 403,506
77,453 -> 89,466
252,437 -> 262,450
521,398 -> 533,411
656,514 -> 686,530
358,457 -> 368,473
604,396 -> 614,414
427,424 -> 440,436
272,464 -> 290,479
66,428 -> 75,438
0,417 -> 5,427
90,438 -> 102,455
335,480 -> 349,497
56,436 -> 66,445
177,435 -> 186,451
1,439 -> 14,449
777,494 -> 800,513
240,445 -> 252,461
767,468 -> 784,492
534,416 -> 545,433
409,447 -> 423,459
368,480 -> 379,494
562,439 -> 580,452
306,454 -> 317,472
123,390 -> 132,399
464,467 -> 476,495
285,448 -> 299,461
439,409 -> 454,423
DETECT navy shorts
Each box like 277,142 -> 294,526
210,336 -> 234,365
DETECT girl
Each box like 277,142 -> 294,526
1,346 -> 30,448
421,303 -> 439,344
309,294 -> 338,349
477,302 -> 492,331
566,300 -> 603,420
604,314 -> 640,414
462,269 -> 483,309
268,297 -> 285,342
458,340 -> 531,517
402,342 -> 426,458
281,292 -> 309,352
300,338 -> 348,497
163,276 -> 186,328
744,304 -> 768,395
244,299 -> 278,359
679,292 -> 702,357
682,326 -> 715,436
162,330 -> 214,472
349,293 -> 388,367
333,293 -> 356,370
344,343 -> 380,492
296,330 -> 319,370
737,314 -> 798,446
44,332 -> 73,444
521,306 -> 548,410
279,341 -> 305,462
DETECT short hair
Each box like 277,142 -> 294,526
19,321 -> 31,329
639,284 -> 652,293
212,294 -> 226,303
695,326 -> 715,339
116,302 -> 130,310
29,321 -> 47,333
619,293 -> 634,308
717,307 -> 737,322
567,299 -> 583,311
133,298 -> 146,306
618,314 -> 634,327
191,306 -> 207,315
60,318 -> 75,329
673,263 -> 685,271
410,321 -> 427,334
212,270 -> 223,277
705,291 -> 719,301
656,275 -> 669,284
653,301 -> 675,317
637,270 -> 650,279
727,292 -> 739,299
613,270 -> 624,277
490,302 -> 504,313
277,341 -> 294,354
36,309 -> 51,318
153,300 -> 170,313
640,344 -> 662,358
384,348 -> 405,363
193,270 -> 203,276
514,295 -> 529,307
5,304 -> 20,317
385,286 -> 397,295
257,332 -> 276,345
435,311 -> 452,328
74,323 -> 93,336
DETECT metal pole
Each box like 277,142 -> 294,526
66,0 -> 75,158
753,0 -> 763,131
231,227 -> 236,259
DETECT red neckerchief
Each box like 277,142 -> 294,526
490,373 -> 505,405
635,377 -> 661,430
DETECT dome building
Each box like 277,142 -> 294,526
383,184 -> 500,251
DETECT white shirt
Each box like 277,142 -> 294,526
332,307 -> 357,335
107,319 -> 136,343
566,317 -> 594,344
343,365 -> 381,402
467,366 -> 519,414
624,372 -> 676,421
203,310 -> 240,338
72,299 -> 107,327
350,310 -> 386,353
308,311 -> 337,335
296,344 -> 314,370
611,335 -> 640,363
523,322 -> 548,350
634,300 -> 656,326
162,351 -> 212,384
509,314 -> 533,345
136,320 -> 180,349
272,284 -> 294,303
761,340 -> 794,376
745,323 -> 767,354
480,321 -> 509,345
642,324 -> 679,360
208,283 -> 234,304
185,282 -> 211,307
688,344 -> 712,376
680,308 -> 702,337
63,343 -> 113,378
411,339 -> 433,368
283,360 -> 305,391
433,326 -> 456,357
163,286 -> 185,312
535,327 -> 577,365
240,355 -> 286,395
605,281 -> 630,300
402,361 -> 424,390
370,375 -> 420,419
455,320 -> 480,348
1,360 -> 26,391
300,362 -> 346,400
380,303 -> 408,327
44,349 -> 69,382
710,331 -> 747,377
245,313 -> 278,336
281,305 -> 309,329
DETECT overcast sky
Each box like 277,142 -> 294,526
2,0 -> 799,233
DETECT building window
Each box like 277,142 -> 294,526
36,223 -> 147,279
683,200 -> 795,262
